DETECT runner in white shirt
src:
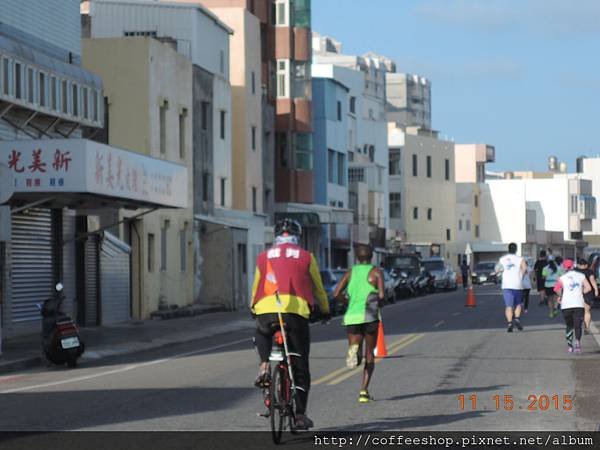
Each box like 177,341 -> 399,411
555,259 -> 592,354
496,243 -> 528,332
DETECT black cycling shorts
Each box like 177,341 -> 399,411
584,292 -> 595,306
345,320 -> 379,335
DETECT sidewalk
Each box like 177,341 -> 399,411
0,307 -> 255,375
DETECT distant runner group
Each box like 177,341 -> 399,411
497,244 -> 598,353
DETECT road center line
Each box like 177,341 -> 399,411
0,337 -> 251,394
312,334 -> 417,386
434,320 -> 445,327
326,334 -> 425,386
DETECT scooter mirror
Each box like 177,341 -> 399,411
55,282 -> 64,292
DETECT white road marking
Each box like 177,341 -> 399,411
452,312 -> 461,316
0,337 -> 251,394
434,320 -> 445,327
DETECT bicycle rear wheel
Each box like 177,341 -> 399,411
269,365 -> 286,444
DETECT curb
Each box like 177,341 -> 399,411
0,356 -> 42,375
0,320 -> 255,375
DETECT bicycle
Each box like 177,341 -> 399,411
255,319 -> 300,444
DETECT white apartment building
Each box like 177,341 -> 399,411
481,175 -> 595,259
578,156 -> 600,246
386,72 -> 432,130
388,124 -> 456,262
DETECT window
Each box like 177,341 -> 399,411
2,59 -> 10,96
27,67 -> 34,103
348,150 -> 354,162
72,83 -> 78,116
474,195 -> 479,208
276,59 -> 289,98
275,0 -> 288,26
220,178 -> 226,207
427,208 -> 432,221
475,225 -> 480,238
294,133 -> 313,170
92,90 -> 99,121
328,150 -> 335,183
337,100 -> 342,121
15,62 -> 22,99
251,71 -> 256,94
180,224 -> 188,272
251,126 -> 257,150
82,86 -> 89,119
349,96 -> 356,114
202,172 -> 209,202
220,110 -> 226,139
220,50 -> 225,75
61,80 -> 68,113
426,155 -> 432,178
159,100 -> 168,154
201,102 -> 209,131
124,30 -> 157,37
160,220 -> 169,272
39,72 -> 46,107
389,148 -> 402,175
446,229 -> 451,241
50,76 -> 57,110
179,108 -> 187,159
147,233 -> 155,272
390,193 -> 401,218
368,145 -> 375,162
413,207 -> 418,220
571,195 -> 578,214
252,187 -> 257,212
337,153 -> 345,186
293,0 -> 310,27
466,220 -> 471,231
349,167 -> 365,183
412,154 -> 418,177
445,158 -> 450,181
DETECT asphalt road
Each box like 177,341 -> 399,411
2,285 -> 600,433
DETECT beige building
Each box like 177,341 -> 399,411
82,37 -> 194,318
206,5 -> 264,213
388,124 -> 456,262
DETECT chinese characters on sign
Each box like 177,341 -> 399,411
0,139 -> 187,208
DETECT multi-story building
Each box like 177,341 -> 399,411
576,156 -> 600,246
0,1 -> 187,351
386,73 -> 431,130
82,37 -> 194,319
387,124 -> 456,262
453,143 -> 499,265
312,75 -> 353,267
82,0 -> 233,216
313,36 -> 389,252
480,175 -> 595,259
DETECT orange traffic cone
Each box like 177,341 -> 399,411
465,286 -> 477,307
374,321 -> 388,357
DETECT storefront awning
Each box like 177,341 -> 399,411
0,139 -> 188,209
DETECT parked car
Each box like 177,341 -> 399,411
421,257 -> 456,291
471,261 -> 500,285
320,269 -> 340,315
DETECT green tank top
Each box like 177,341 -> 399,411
343,264 -> 379,326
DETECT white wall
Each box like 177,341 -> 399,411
213,76 -> 232,208
522,178 -> 570,240
583,158 -> 600,235
89,0 -> 230,79
481,180 -> 527,246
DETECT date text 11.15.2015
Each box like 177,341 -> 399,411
458,394 -> 573,411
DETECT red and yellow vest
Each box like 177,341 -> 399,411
251,243 -> 329,319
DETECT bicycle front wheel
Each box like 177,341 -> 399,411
270,365 -> 286,444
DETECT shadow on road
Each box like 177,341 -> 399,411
382,384 -> 508,402
0,387 -> 256,431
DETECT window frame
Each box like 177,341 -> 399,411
276,59 -> 290,98
412,154 -> 418,177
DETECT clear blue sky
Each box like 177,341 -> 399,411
312,0 -> 600,172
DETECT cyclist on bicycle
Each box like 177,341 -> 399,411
251,218 -> 330,431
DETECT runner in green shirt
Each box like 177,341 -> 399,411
333,244 -> 385,403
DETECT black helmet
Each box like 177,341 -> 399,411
274,218 -> 302,237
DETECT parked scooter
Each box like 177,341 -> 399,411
38,283 -> 85,368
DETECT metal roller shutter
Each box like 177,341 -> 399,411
100,232 -> 130,325
84,235 -> 99,327
10,209 -> 54,322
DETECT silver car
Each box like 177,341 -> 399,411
421,257 -> 457,291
